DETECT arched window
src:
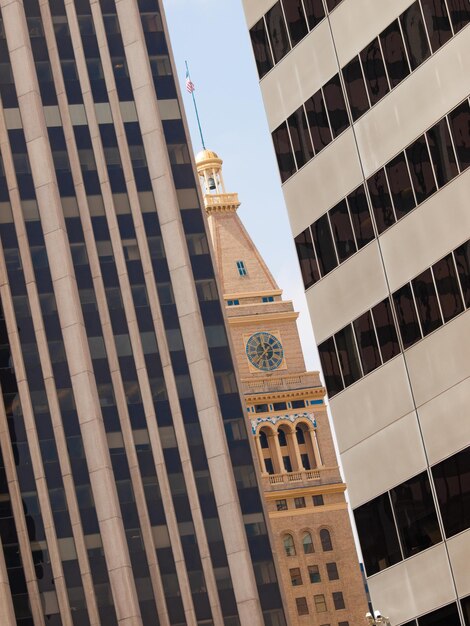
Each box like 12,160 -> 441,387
278,427 -> 288,447
302,531 -> 314,554
259,430 -> 269,449
296,425 -> 305,444
320,529 -> 333,551
283,534 -> 296,556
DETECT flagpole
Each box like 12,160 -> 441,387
185,60 -> 205,150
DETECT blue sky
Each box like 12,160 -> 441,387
163,0 -> 320,371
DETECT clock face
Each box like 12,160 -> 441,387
246,332 -> 284,371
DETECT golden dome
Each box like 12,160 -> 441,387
195,148 -> 223,170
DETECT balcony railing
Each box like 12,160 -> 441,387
261,466 -> 340,491
204,192 -> 240,211
242,371 -> 322,395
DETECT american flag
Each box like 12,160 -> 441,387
185,70 -> 195,94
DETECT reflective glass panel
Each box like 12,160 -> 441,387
329,200 -> 356,263
287,105 -> 314,168
322,74 -> 349,137
294,228 -> 320,287
406,135 -> 437,203
318,337 -> 343,397
305,89 -> 332,153
342,56 -> 369,121
302,0 -> 325,29
334,324 -> 362,386
367,168 -> 396,234
448,100 -> 470,171
432,446 -> 470,538
353,310 -> 381,374
312,214 -> 337,275
266,2 -> 290,63
347,184 -> 375,248
411,268 -> 442,336
426,118 -> 458,187
272,122 -> 296,182
420,0 -> 452,52
446,0 -> 470,33
400,1 -> 431,69
386,152 -> 416,218
371,298 -> 400,362
282,0 -> 308,46
432,254 -> 464,322
393,282 -> 422,348
454,240 -> 470,307
379,19 -> 410,88
360,37 -> 389,106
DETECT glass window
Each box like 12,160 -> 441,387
326,562 -> 339,580
141,12 -> 163,32
371,297 -> 401,362
462,595 -> 470,626
332,591 -> 345,610
283,534 -> 296,556
354,492 -> 402,575
367,168 -> 396,234
266,2 -> 290,63
236,260 -> 247,276
342,56 -> 369,121
334,324 -> 362,386
289,567 -> 302,586
385,152 -> 416,219
282,0 -> 308,46
419,602 -> 461,626
393,282 -> 422,348
305,89 -> 332,154
347,184 -> 375,249
276,499 -> 288,511
448,100 -> 470,172
432,253 -> 464,322
296,597 -> 309,616
432,446 -> 470,538
329,200 -> 356,263
294,497 -> 306,509
322,74 -> 349,138
308,565 -> 321,583
303,0 -> 325,29
318,337 -> 343,397
313,495 -> 324,506
360,37 -> 389,106
353,310 -> 381,374
320,529 -> 332,551
314,594 -> 327,612
426,117 -> 458,187
272,122 -> 296,182
287,105 -> 314,169
379,19 -> 410,88
421,0 -> 452,52
454,241 -> 470,307
390,471 -> 442,558
250,18 -> 274,79
400,1 -> 431,70
406,135 -> 437,203
312,213 -> 337,275
446,0 -> 470,33
411,268 -> 442,336
302,532 -> 314,554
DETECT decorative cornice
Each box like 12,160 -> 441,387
224,289 -> 283,299
250,411 -> 316,434
227,311 -> 299,326
264,481 -> 346,500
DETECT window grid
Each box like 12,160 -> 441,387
295,97 -> 470,290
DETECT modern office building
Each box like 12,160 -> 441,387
0,0 -> 287,625
195,148 -> 368,625
242,1 -> 470,625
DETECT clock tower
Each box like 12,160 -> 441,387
195,149 -> 369,625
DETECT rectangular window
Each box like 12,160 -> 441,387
276,499 -> 288,511
406,135 -> 437,203
454,241 -> 470,307
295,497 -> 306,509
393,282 -> 422,348
312,214 -> 337,275
227,300 -> 240,306
432,254 -> 464,322
371,297 -> 401,362
385,152 -> 416,219
308,565 -> 321,583
426,118 -> 458,187
322,74 -> 349,137
360,37 -> 389,106
262,296 -> 274,302
346,184 -> 375,249
353,310 -> 381,374
354,492 -> 402,576
249,17 -> 273,79
390,471 -> 442,558
411,268 -> 443,336
318,337 -> 344,397
282,0 -> 308,46
272,122 -> 296,182
295,227 -> 320,288
265,2 -> 290,63
326,562 -> 339,580
446,0 -> 470,33
329,200 -> 356,263
342,55 -> 369,121
367,168 -> 396,234
332,591 -> 345,610
400,2 -> 431,70
288,105 -> 314,169
305,89 -> 332,154
379,19 -> 410,88
432,446 -> 470,538
448,100 -> 470,171
421,0 -> 452,52
334,324 -> 362,386
289,567 -> 303,586
313,495 -> 324,506
314,594 -> 327,613
296,597 -> 309,616
236,260 -> 247,276
303,0 -> 325,29
419,601 -> 461,625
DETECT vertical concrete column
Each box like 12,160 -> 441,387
288,428 -> 303,470
268,432 -> 284,474
311,428 -> 323,467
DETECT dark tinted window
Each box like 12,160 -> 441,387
320,529 -> 332,551
432,254 -> 463,322
432,446 -> 470,538
380,19 -> 410,88
367,168 -> 396,234
347,184 -> 375,248
400,1 -> 431,69
360,37 -> 389,105
386,152 -> 416,219
353,310 -> 381,374
390,471 -> 442,558
454,240 -> 470,307
318,337 -> 343,397
411,268 -> 442,336
393,283 -> 422,348
305,89 -> 332,153
250,18 -> 273,79
272,122 -> 296,183
326,562 -> 339,580
325,0 -> 342,10
266,2 -> 290,63
462,595 -> 470,626
329,200 -> 356,263
288,105 -> 314,168
332,591 -> 345,610
419,602 -> 461,626
406,135 -> 437,203
302,0 -> 325,29
354,493 -> 402,576
282,0 -> 308,46
334,324 -> 362,386
342,56 -> 369,121
372,297 -> 400,362
445,0 -> 470,33
448,100 -> 470,171
426,118 -> 458,187
294,228 -> 320,288
312,214 -> 337,275
420,0 -> 452,52
322,74 -> 349,137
